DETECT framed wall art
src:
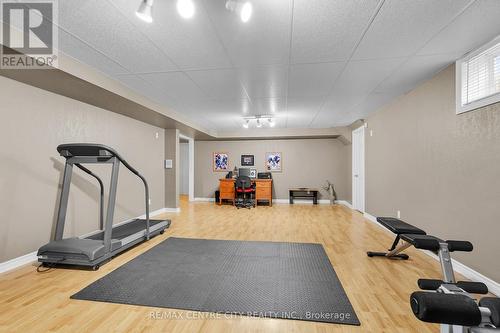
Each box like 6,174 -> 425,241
241,154 -> 254,166
265,152 -> 282,172
213,152 -> 229,172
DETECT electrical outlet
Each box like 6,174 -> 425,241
155,132 -> 159,139
370,129 -> 373,137
397,210 -> 401,219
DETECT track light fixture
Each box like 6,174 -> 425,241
225,0 -> 253,23
137,0 -> 252,24
242,115 -> 275,129
268,117 -> 275,128
136,0 -> 154,23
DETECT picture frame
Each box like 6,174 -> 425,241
241,154 -> 254,166
265,152 -> 282,172
213,152 -> 229,172
249,168 -> 257,178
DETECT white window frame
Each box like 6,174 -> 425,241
456,34 -> 500,114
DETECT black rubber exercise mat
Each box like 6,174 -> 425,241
71,237 -> 360,325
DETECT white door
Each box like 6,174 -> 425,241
352,125 -> 365,212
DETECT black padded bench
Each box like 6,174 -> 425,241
367,217 -> 427,260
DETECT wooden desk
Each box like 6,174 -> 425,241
219,179 -> 273,206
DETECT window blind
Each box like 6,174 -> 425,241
461,41 -> 500,106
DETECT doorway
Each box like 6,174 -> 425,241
352,125 -> 365,212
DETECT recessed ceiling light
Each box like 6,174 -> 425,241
240,2 -> 252,23
177,0 -> 195,19
136,0 -> 154,23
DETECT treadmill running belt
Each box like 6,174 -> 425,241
86,219 -> 166,241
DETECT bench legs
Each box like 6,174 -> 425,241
367,235 -> 410,260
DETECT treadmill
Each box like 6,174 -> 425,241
38,143 -> 171,270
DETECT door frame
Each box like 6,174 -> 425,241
179,133 -> 195,202
352,125 -> 365,212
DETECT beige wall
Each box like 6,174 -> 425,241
365,64 -> 500,282
194,139 -> 351,201
0,76 -> 165,262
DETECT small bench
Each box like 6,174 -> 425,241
289,188 -> 319,204
367,217 -> 426,260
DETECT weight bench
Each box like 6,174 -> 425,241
367,217 -> 427,260
404,233 -> 499,332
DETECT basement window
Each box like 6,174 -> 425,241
456,35 -> 500,114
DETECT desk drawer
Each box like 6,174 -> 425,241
255,187 -> 271,197
256,181 -> 272,189
220,182 -> 234,191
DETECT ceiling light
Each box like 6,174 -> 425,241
240,2 -> 252,22
136,0 -> 154,23
243,119 -> 249,129
177,0 -> 195,19
256,119 -> 262,128
268,118 -> 275,128
225,1 -> 252,23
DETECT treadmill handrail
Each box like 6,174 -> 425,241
57,143 -> 150,239
74,163 -> 104,231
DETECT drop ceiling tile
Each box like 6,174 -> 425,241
288,62 -> 345,98
201,0 -> 292,66
59,30 -> 129,76
186,69 -> 247,100
375,53 -> 460,94
237,65 -> 288,99
109,0 -> 232,70
418,0 -> 500,57
285,97 -> 324,128
249,97 -> 285,116
347,91 -> 400,119
308,108 -> 345,128
291,0 -> 380,63
325,57 -> 406,111
186,98 -> 251,117
114,74 -> 168,104
58,0 -> 177,73
313,91 -> 400,128
352,0 -> 471,60
137,71 -> 209,102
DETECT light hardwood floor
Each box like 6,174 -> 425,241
1,196 -> 456,333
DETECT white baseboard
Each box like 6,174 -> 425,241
196,197 -> 348,206
0,207 -> 175,275
335,200 -> 353,209
0,251 -> 38,274
163,207 -> 181,213
362,211 -> 500,296
194,197 -> 215,202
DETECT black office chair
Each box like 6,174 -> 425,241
235,176 -> 255,209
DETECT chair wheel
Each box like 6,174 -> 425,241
367,252 -> 374,257
91,265 -> 99,271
